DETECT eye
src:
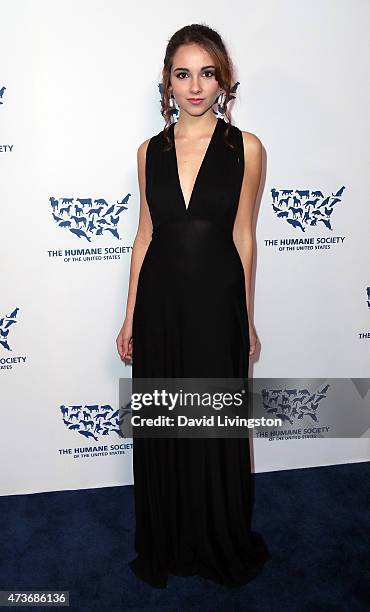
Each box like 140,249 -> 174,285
175,70 -> 215,79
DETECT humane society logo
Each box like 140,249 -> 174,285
265,185 -> 347,253
256,383 -> 331,441
58,403 -> 132,460
47,192 -> 133,264
0,307 -> 26,370
366,287 -> 370,310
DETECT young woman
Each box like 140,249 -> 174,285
116,23 -> 271,588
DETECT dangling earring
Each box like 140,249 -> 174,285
217,90 -> 226,112
215,82 -> 240,117
213,89 -> 228,117
158,82 -> 180,120
169,91 -> 179,119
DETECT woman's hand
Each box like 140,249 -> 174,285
116,319 -> 133,364
249,321 -> 258,356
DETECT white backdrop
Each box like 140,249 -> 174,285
1,0 -> 369,496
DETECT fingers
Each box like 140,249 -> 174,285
123,341 -> 133,364
116,336 -> 124,358
116,331 -> 129,358
249,335 -> 258,356
120,336 -> 133,363
125,338 -> 133,358
249,335 -> 257,356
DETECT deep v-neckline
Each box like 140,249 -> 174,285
172,117 -> 220,214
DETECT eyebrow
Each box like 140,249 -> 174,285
173,65 -> 216,72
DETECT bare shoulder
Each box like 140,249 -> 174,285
240,130 -> 263,161
137,137 -> 152,162
136,137 -> 154,239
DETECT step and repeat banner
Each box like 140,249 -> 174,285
1,0 -> 369,495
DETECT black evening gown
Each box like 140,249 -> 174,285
129,116 -> 271,588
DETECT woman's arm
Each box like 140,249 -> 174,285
232,131 -> 263,356
124,139 -> 153,322
116,138 -> 153,361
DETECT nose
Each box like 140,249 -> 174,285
189,78 -> 201,94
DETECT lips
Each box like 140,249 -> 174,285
187,98 -> 204,105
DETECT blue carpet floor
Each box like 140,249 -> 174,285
1,462 -> 369,611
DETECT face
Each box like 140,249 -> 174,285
169,43 -> 221,116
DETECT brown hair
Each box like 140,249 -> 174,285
160,24 -> 237,151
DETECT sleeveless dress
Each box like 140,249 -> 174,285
129,116 -> 271,588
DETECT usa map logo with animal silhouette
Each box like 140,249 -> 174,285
50,193 -> 131,241
262,383 -> 330,427
271,186 -> 345,231
60,403 -> 130,441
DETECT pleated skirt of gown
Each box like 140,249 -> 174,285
128,221 -> 271,588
